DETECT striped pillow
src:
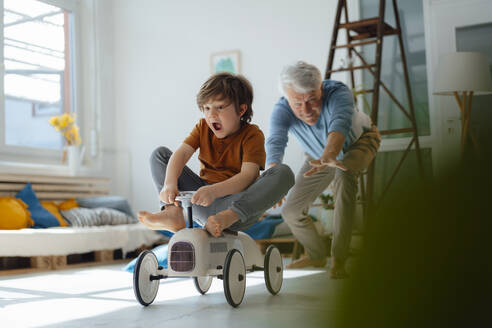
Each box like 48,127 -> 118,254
61,207 -> 136,227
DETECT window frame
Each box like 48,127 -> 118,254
0,0 -> 81,165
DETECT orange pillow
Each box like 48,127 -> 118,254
41,201 -> 68,227
0,197 -> 34,229
58,199 -> 79,211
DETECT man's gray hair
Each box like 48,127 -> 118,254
279,61 -> 323,95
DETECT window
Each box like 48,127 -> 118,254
360,0 -> 430,139
358,0 -> 434,203
0,0 -> 78,163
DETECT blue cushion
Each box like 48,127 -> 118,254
16,183 -> 60,228
124,244 -> 169,273
243,215 -> 284,240
76,196 -> 136,220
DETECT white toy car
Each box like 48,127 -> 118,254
133,191 -> 283,307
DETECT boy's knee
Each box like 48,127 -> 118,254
279,163 -> 295,185
269,163 -> 295,189
150,146 -> 172,164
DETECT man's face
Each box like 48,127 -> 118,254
285,85 -> 323,125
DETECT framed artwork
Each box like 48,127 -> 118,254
210,50 -> 241,74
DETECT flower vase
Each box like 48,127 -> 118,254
67,145 -> 80,176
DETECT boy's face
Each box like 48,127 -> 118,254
202,97 -> 246,139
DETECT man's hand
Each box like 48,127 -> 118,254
192,185 -> 217,207
304,157 -> 347,177
160,184 -> 179,205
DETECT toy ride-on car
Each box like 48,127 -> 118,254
133,191 -> 284,307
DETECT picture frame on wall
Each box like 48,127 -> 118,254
210,50 -> 241,74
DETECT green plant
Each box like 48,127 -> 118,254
318,193 -> 334,209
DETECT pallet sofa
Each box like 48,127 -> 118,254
0,173 -> 165,275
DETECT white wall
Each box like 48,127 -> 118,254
102,0 -> 356,212
423,0 -> 492,174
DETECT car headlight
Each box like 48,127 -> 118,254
170,241 -> 195,272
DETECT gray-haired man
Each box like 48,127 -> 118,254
266,61 -> 380,278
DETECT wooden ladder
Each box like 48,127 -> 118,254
325,0 -> 425,217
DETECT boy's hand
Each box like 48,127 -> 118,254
273,196 -> 286,208
192,185 -> 217,207
160,184 -> 179,205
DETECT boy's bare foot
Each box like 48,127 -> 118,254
205,209 -> 239,237
286,255 -> 327,269
138,205 -> 186,232
330,257 -> 349,279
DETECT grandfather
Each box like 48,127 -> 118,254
266,61 -> 380,278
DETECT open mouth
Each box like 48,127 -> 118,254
212,122 -> 222,131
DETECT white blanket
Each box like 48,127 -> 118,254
0,224 -> 164,257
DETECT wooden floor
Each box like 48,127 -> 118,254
0,260 -> 350,328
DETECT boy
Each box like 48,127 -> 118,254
139,73 -> 294,237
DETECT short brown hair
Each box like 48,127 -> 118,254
196,72 -> 253,123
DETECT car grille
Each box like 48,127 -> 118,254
170,241 -> 195,272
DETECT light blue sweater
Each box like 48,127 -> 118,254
266,80 -> 371,165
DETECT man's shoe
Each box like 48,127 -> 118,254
329,257 -> 349,279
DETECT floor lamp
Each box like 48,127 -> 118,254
434,52 -> 492,155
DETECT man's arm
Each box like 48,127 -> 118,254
326,83 -> 354,140
265,102 -> 291,167
305,84 -> 354,177
191,162 -> 260,206
161,143 -> 195,204
265,101 -> 292,208
304,131 -> 347,177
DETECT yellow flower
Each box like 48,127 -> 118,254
58,113 -> 71,130
49,117 -> 58,126
49,113 -> 81,146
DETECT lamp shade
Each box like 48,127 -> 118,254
434,52 -> 492,95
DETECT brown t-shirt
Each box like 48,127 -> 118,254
183,119 -> 266,184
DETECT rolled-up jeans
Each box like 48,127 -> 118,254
150,146 -> 295,231
281,126 -> 381,261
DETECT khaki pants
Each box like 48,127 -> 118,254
281,126 -> 381,261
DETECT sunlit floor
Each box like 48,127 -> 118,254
0,260 -> 349,328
